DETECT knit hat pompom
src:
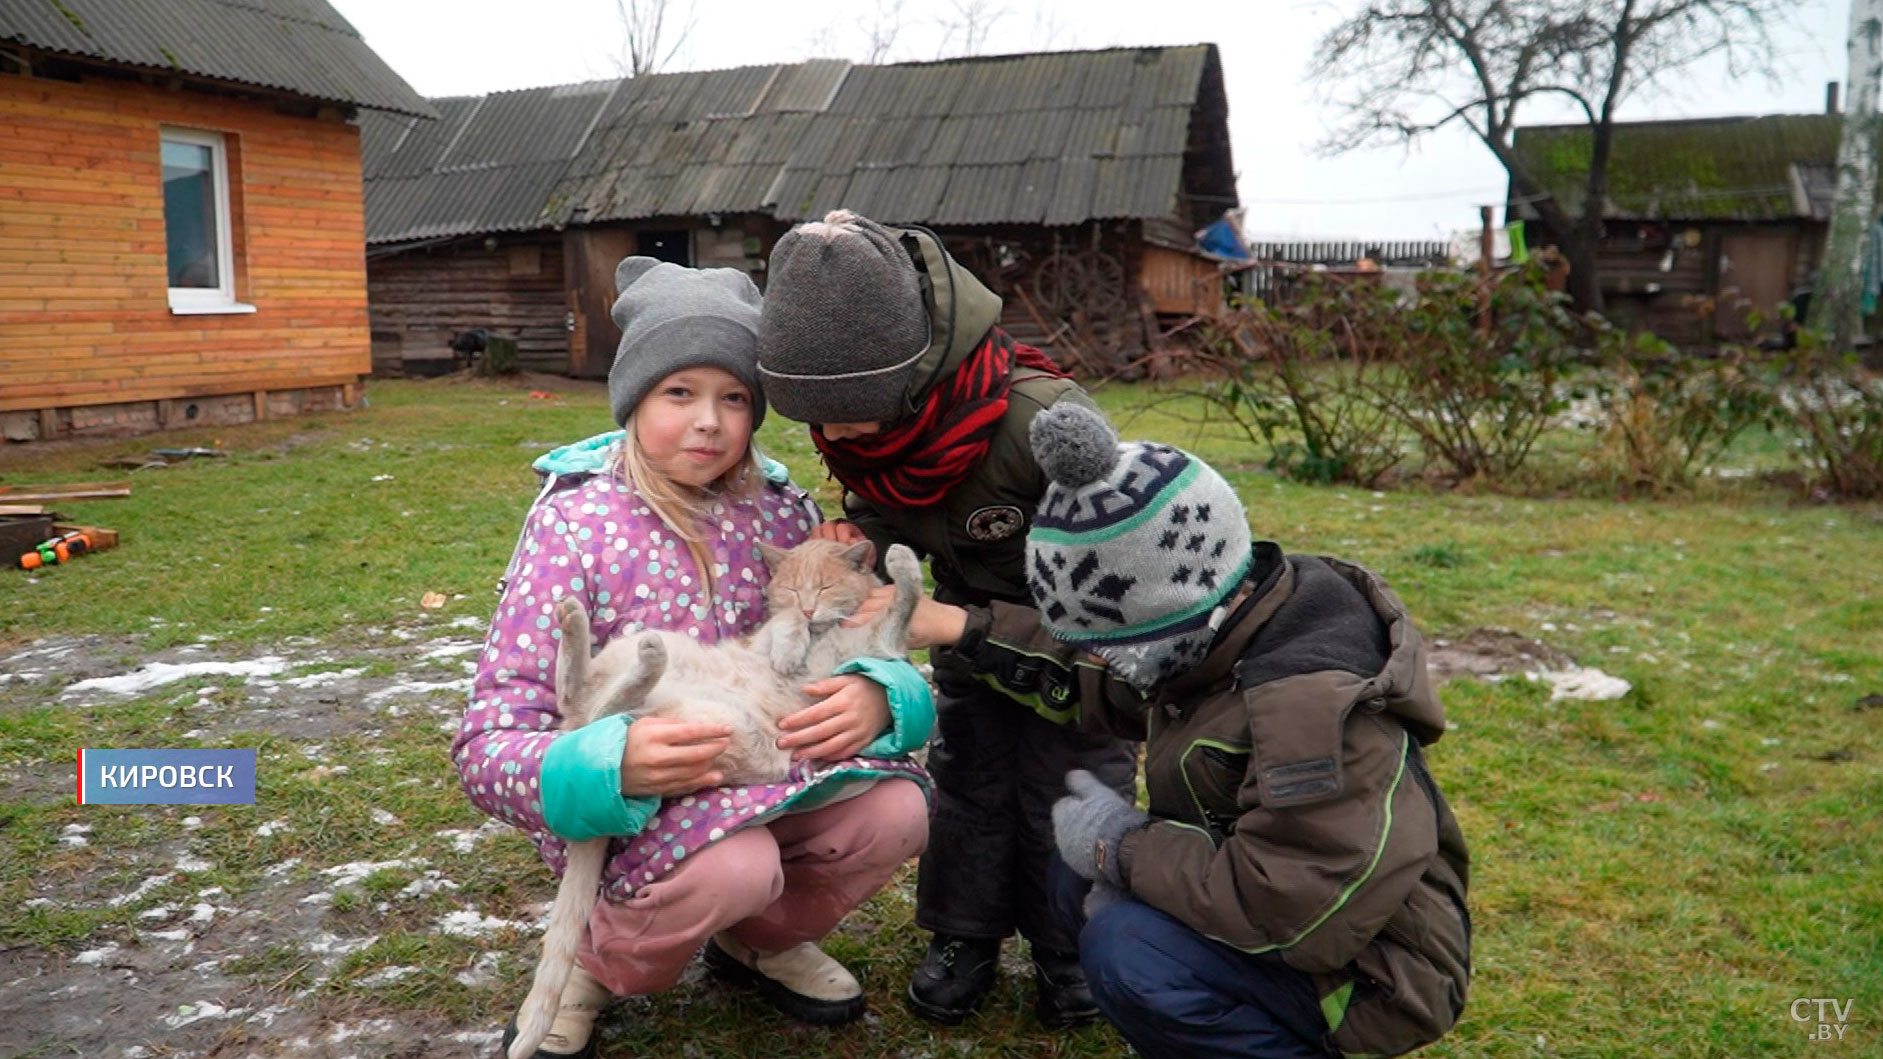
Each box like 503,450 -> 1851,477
1029,403 -> 1120,489
1025,407 -> 1255,691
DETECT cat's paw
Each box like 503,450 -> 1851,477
634,633 -> 667,672
556,596 -> 590,640
884,543 -> 922,588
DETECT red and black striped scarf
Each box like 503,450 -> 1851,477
813,327 -> 1066,509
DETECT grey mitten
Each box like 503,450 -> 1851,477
1051,769 -> 1149,887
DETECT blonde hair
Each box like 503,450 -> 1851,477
610,420 -> 765,596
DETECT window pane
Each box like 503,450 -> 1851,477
162,140 -> 220,289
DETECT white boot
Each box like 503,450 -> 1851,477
510,963 -> 610,1057
706,931 -> 866,1024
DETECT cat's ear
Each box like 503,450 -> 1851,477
757,541 -> 790,571
840,540 -> 877,571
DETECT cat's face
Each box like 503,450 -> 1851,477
759,539 -> 879,629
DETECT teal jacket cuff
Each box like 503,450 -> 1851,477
834,656 -> 935,758
539,715 -> 661,841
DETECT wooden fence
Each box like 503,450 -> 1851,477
1246,240 -> 1450,304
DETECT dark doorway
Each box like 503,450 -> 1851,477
637,229 -> 693,266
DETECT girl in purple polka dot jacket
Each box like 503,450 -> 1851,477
453,259 -> 934,1058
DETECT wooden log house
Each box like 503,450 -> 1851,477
361,45 -> 1241,379
1509,107 -> 1853,345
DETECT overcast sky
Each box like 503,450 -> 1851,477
333,0 -> 1841,242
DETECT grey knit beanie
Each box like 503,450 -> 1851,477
756,210 -> 930,424
607,257 -> 766,429
1026,403 -> 1254,691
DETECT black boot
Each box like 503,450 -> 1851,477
905,934 -> 1001,1024
1031,947 -> 1101,1028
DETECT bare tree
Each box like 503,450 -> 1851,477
865,0 -> 909,64
1313,0 -> 1789,313
1810,0 -> 1883,351
614,0 -> 695,77
935,0 -> 1008,59
1028,4 -> 1077,52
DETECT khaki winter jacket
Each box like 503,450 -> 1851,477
947,543 -> 1472,1057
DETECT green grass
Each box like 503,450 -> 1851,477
2,375 -> 1880,1057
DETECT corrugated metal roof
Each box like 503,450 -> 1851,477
364,82 -> 618,242
0,0 -> 435,117
363,43 -> 1231,243
1511,114 -> 1858,222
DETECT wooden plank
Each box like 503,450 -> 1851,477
38,408 -> 57,439
0,505 -> 49,516
53,523 -> 120,549
0,485 -> 132,503
0,480 -> 133,498
253,390 -> 268,421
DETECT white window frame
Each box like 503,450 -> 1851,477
161,127 -> 255,315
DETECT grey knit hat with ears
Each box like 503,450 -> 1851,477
1026,403 -> 1254,691
756,209 -> 931,425
607,256 -> 766,429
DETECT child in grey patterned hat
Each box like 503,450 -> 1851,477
936,402 -> 1473,1059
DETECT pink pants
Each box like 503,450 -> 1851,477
576,779 -> 929,996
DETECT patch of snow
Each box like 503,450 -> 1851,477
421,640 -> 482,660
263,857 -> 302,878
450,1030 -> 505,1046
279,668 -> 367,689
60,823 -> 91,848
300,892 -> 333,905
448,615 -> 486,629
161,1001 -> 245,1029
175,853 -> 212,873
1532,667 -> 1632,702
369,808 -> 400,827
398,871 -> 460,899
186,902 -> 215,926
138,905 -> 176,921
356,965 -> 421,987
327,1017 -> 397,1043
107,873 -> 175,907
365,678 -> 473,707
256,819 -> 290,838
435,907 -> 534,938
455,951 -> 502,988
144,928 -> 190,942
180,815 -> 202,829
307,932 -> 378,957
435,819 -> 509,853
64,657 -> 289,697
321,858 -> 426,887
21,897 -> 55,910
245,1004 -> 290,1028
73,943 -> 121,966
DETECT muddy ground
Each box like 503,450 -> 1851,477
0,620 -> 524,1059
0,623 -> 1604,1058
